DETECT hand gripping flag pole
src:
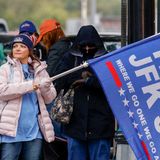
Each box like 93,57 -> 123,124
50,61 -> 89,81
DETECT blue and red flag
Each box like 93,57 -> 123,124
88,34 -> 160,160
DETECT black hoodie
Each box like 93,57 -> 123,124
71,25 -> 104,50
55,25 -> 115,141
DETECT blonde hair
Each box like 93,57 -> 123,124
42,27 -> 65,52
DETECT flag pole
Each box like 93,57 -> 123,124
50,61 -> 89,81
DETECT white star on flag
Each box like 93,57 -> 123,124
122,98 -> 130,106
133,121 -> 138,129
137,132 -> 143,139
128,110 -> 134,118
118,88 -> 125,96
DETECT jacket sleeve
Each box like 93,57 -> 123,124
0,66 -> 35,101
53,53 -> 76,93
46,40 -> 70,77
85,74 -> 102,90
46,47 -> 60,77
37,69 -> 57,104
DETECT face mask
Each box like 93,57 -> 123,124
80,45 -> 98,60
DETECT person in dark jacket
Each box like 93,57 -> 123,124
55,25 -> 115,160
36,19 -> 71,160
36,19 -> 71,77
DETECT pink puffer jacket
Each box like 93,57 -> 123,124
0,56 -> 57,142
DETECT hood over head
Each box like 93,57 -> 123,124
71,25 -> 105,52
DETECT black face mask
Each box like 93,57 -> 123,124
79,45 -> 98,60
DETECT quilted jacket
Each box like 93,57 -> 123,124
0,56 -> 57,142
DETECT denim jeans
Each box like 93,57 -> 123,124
67,137 -> 111,160
1,139 -> 43,160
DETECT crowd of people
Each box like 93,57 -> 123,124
0,19 -> 115,160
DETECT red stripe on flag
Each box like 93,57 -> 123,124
106,61 -> 122,87
141,141 -> 151,160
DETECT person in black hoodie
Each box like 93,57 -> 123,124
55,25 -> 115,160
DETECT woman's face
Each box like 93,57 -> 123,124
12,42 -> 30,64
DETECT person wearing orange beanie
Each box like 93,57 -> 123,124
37,19 -> 71,160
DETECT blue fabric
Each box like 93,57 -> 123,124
88,34 -> 160,159
88,139 -> 111,160
67,137 -> 111,160
1,139 -> 43,160
2,64 -> 42,143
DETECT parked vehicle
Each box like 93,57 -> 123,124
66,33 -> 121,52
0,18 -> 9,33
0,32 -> 121,66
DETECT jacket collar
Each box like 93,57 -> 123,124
70,49 -> 106,58
7,55 -> 47,73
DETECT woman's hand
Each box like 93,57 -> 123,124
39,78 -> 52,88
33,78 -> 52,90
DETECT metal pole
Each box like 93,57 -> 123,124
121,0 -> 127,47
158,0 -> 160,32
81,0 -> 88,25
90,0 -> 96,25
144,0 -> 155,38
128,0 -> 144,44
50,62 -> 89,81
